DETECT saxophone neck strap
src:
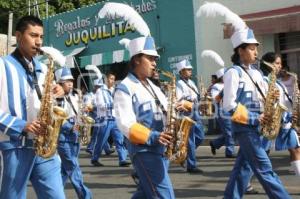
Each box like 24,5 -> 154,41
180,78 -> 200,100
65,95 -> 78,115
141,79 -> 167,116
239,65 -> 266,101
277,80 -> 293,105
12,49 -> 42,100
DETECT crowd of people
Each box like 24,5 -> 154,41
0,2 -> 299,199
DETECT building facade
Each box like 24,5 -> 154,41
194,0 -> 300,85
43,0 -> 300,88
43,0 -> 197,88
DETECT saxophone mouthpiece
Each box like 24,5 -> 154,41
256,57 -> 275,71
34,47 -> 43,55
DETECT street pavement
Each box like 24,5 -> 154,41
27,145 -> 300,199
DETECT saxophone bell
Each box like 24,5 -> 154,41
35,46 -> 68,158
260,57 -> 288,140
161,70 -> 195,165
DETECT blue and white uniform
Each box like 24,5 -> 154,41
0,54 -> 65,199
223,64 -> 290,199
262,78 -> 299,152
210,82 -> 235,157
91,84 -> 128,165
176,78 -> 205,170
114,73 -> 175,199
84,92 -> 98,153
57,91 -> 92,199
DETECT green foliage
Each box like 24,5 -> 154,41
0,0 -> 105,34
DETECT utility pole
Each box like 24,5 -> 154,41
46,0 -> 49,18
28,0 -> 31,15
7,11 -> 13,55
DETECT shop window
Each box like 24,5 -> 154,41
278,31 -> 300,76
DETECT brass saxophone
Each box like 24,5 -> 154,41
198,76 -> 213,117
261,61 -> 288,140
161,71 -> 195,165
73,88 -> 95,145
289,72 -> 300,133
35,48 -> 68,158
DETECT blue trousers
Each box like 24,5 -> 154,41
87,128 -> 112,154
224,129 -> 291,199
58,142 -> 92,199
187,122 -> 205,169
132,152 -> 175,199
87,126 -> 98,152
92,119 -> 128,164
0,148 -> 65,199
211,115 -> 235,156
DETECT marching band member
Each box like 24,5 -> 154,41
260,52 -> 300,176
279,65 -> 298,97
175,59 -> 205,173
202,50 -> 236,158
223,29 -> 291,199
0,16 -> 65,199
55,67 -> 92,199
99,2 -> 175,198
91,71 -> 130,167
211,71 -> 236,157
115,37 -> 174,197
84,78 -> 115,156
85,79 -> 99,155
84,70 -> 114,156
198,2 -> 291,198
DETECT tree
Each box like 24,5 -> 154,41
0,0 -> 105,34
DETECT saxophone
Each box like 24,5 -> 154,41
73,88 -> 95,146
261,61 -> 288,140
161,71 -> 195,165
289,72 -> 300,134
35,48 -> 68,158
198,76 -> 213,117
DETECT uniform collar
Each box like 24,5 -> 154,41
128,72 -> 141,83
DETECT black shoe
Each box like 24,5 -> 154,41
105,148 -> 115,156
91,160 -> 104,167
225,154 -> 236,158
85,149 -> 92,155
119,160 -> 131,167
131,171 -> 140,185
187,167 -> 203,174
245,188 -> 259,194
209,141 -> 216,155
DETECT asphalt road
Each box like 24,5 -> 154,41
27,146 -> 300,199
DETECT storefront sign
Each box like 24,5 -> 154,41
168,54 -> 193,72
52,0 -> 157,47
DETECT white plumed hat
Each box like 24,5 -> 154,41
55,67 -> 73,82
175,59 -> 193,73
230,28 -> 259,48
93,78 -> 103,87
201,50 -> 225,78
215,68 -> 225,79
120,36 -> 159,58
85,65 -> 103,87
197,2 -> 259,49
99,2 -> 159,58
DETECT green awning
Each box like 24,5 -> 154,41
37,46 -> 85,68
79,49 -> 130,67
64,46 -> 86,68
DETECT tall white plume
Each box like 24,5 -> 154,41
119,38 -> 131,48
40,46 -> 66,67
196,2 -> 246,31
201,50 -> 225,67
85,64 -> 102,79
98,2 -> 150,36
